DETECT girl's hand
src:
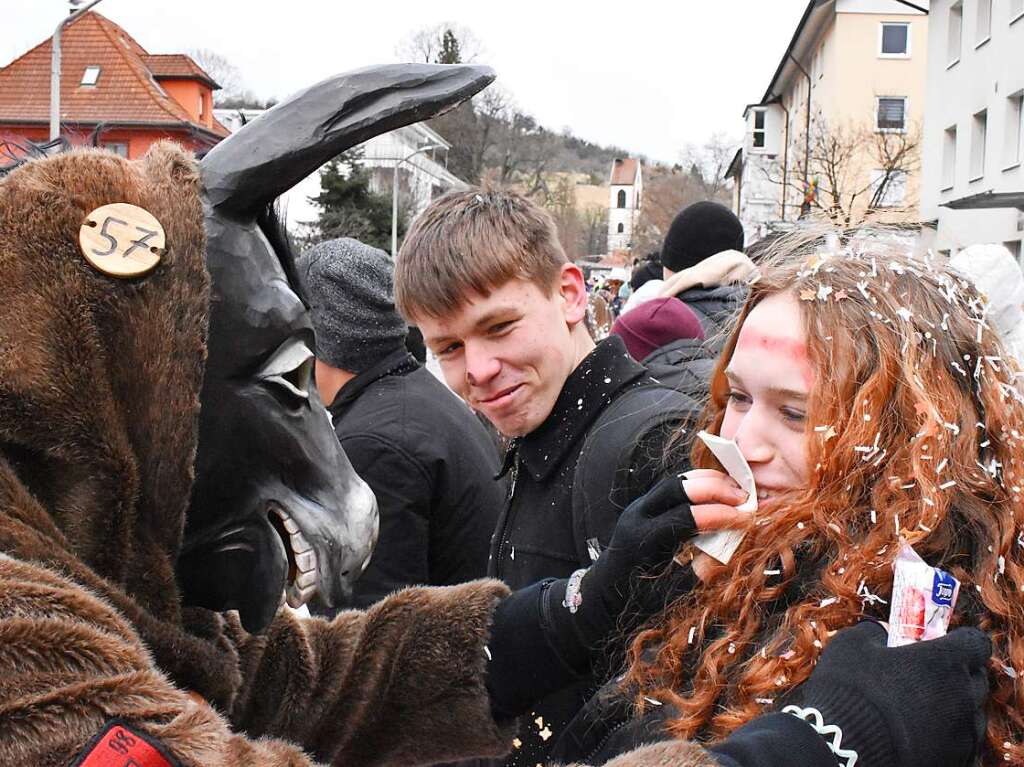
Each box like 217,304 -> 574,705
681,468 -> 753,531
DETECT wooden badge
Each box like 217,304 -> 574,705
79,203 -> 165,278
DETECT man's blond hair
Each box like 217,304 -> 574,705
394,187 -> 568,320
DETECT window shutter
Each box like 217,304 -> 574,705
878,98 -> 906,130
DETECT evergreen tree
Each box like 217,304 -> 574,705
307,146 -> 402,253
437,29 -> 462,64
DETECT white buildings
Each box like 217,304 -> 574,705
358,122 -> 468,216
919,0 -> 1024,260
214,110 -> 467,242
607,158 -> 642,253
726,0 -> 930,243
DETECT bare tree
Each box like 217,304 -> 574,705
531,174 -> 611,259
493,110 -> 556,192
632,164 -> 708,255
579,205 -> 609,257
764,111 -> 921,226
865,126 -> 921,211
189,48 -> 247,106
430,85 -> 556,189
395,23 -> 486,64
540,174 -> 582,259
679,132 -> 739,201
428,86 -> 509,183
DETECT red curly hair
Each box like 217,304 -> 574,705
626,228 -> 1024,764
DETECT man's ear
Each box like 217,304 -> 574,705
557,263 -> 588,326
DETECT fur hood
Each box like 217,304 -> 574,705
0,142 -> 207,618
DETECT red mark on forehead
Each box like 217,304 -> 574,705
735,330 -> 814,389
736,331 -> 809,361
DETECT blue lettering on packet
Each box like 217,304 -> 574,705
932,569 -> 958,606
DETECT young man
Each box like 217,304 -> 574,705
299,237 -> 502,608
395,188 -> 701,765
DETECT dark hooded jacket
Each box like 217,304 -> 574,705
642,337 -> 715,405
327,349 -> 502,607
638,283 -> 747,404
674,283 -> 747,349
487,336 -> 701,766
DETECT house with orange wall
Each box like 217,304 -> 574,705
0,11 -> 228,160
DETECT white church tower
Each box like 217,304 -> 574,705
607,158 -> 642,253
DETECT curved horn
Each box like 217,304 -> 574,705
200,63 -> 495,216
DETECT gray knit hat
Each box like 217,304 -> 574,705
298,238 -> 408,374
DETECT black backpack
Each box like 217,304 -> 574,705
569,382 -> 699,566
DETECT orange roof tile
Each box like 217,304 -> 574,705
610,158 -> 639,186
143,54 -> 219,89
0,12 -> 227,138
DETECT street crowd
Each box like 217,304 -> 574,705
1,121 -> 1023,766
300,191 -> 1022,767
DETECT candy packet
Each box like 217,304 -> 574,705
690,431 -> 757,564
886,540 -> 960,648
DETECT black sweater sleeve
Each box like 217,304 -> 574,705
709,713 -> 837,767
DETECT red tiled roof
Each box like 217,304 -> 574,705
143,54 -> 219,89
610,158 -> 639,186
0,12 -> 227,137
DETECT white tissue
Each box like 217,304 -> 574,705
690,431 -> 757,563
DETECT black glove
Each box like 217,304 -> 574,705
777,621 -> 991,767
485,475 -> 697,719
543,473 -> 697,667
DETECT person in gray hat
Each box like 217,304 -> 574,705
299,237 -> 502,608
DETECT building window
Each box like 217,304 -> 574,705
616,223 -> 625,234
879,22 -> 910,57
870,169 -> 908,207
1005,91 -> 1023,169
617,189 -> 627,208
81,66 -> 101,86
976,0 -> 992,46
970,110 -> 988,181
1013,0 -> 1024,24
948,2 -> 963,65
752,110 -> 766,149
102,142 -> 128,158
942,125 -> 958,190
876,97 -> 907,132
198,95 -> 204,117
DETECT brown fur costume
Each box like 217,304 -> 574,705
0,144 -> 729,767
594,741 -> 719,767
0,144 -> 513,766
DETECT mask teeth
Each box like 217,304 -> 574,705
271,506 -> 320,609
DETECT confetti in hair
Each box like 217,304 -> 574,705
631,225 -> 1024,764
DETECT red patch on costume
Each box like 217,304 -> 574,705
70,720 -> 180,767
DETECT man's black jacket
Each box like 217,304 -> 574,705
487,335 -> 700,766
328,350 -> 502,607
488,336 -> 698,589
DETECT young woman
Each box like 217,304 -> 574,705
610,228 -> 1023,765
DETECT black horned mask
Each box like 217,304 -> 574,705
179,63 -> 495,633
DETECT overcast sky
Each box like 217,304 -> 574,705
5,0 -> 808,163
